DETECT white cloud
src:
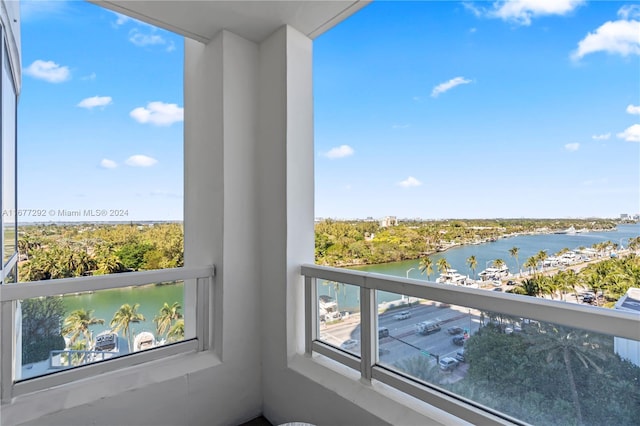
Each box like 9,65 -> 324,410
128,28 -> 175,51
464,0 -> 584,26
112,12 -> 131,27
77,96 -> 112,109
571,7 -> 640,60
431,77 -> 472,97
492,0 -> 584,25
24,60 -> 70,83
618,4 -> 640,20
324,145 -> 354,159
125,155 -> 158,167
617,124 -> 640,142
592,133 -> 611,141
398,176 -> 422,188
130,102 -> 184,126
626,104 -> 640,115
100,159 -> 117,169
81,72 -> 96,81
564,143 -> 580,151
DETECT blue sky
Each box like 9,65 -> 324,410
18,0 -> 184,222
314,0 -> 640,219
17,1 -> 640,222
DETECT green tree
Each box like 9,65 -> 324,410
528,324 -> 608,426
466,255 -> 477,279
110,303 -> 145,352
20,297 -> 66,364
418,257 -> 433,280
62,309 -> 105,348
436,257 -> 451,276
154,302 -> 183,339
167,319 -> 185,342
508,247 -> 519,275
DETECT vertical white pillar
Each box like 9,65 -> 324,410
257,25 -> 314,418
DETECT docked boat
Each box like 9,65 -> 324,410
478,265 -> 509,281
93,330 -> 119,360
133,331 -> 156,352
436,269 -> 478,288
319,295 -> 341,321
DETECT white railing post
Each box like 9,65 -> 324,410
359,283 -> 375,383
305,276 -> 317,356
0,300 -> 15,402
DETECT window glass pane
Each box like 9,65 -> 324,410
18,280 -> 191,381
18,1 -> 184,282
2,44 -> 17,266
376,290 -> 473,364
376,291 -> 640,425
317,280 -> 361,356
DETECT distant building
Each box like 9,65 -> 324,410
614,287 -> 640,367
620,213 -> 629,220
380,216 -> 398,227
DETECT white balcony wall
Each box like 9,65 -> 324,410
4,29 -> 263,426
3,4 -> 464,424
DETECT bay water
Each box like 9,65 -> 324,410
319,223 -> 640,311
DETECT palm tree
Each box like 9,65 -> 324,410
62,309 -> 105,349
523,256 -> 538,276
528,324 -> 608,426
436,258 -> 450,276
493,258 -> 506,269
110,303 -> 145,352
466,255 -> 477,279
418,257 -> 433,280
536,250 -> 548,272
167,319 -> 185,343
508,278 -> 540,297
154,302 -> 183,339
508,247 -> 519,275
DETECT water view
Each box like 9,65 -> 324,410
319,223 -> 640,311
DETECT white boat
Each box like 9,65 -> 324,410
478,265 -> 509,281
319,295 -> 341,321
436,269 -> 478,288
133,331 -> 156,352
92,330 -> 119,360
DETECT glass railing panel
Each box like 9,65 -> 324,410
376,290 -> 476,368
376,295 -> 640,426
17,280 -> 188,381
317,280 -> 361,356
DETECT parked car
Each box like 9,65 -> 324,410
452,336 -> 465,346
455,348 -> 466,363
378,327 -> 390,338
582,294 -> 596,304
492,287 -> 503,292
393,311 -> 411,320
340,339 -> 358,350
439,356 -> 459,371
447,326 -> 463,335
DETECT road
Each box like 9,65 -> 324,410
320,301 -> 480,379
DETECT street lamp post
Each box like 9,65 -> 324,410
403,268 -> 416,302
405,267 -> 416,279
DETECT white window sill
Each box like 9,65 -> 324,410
287,353 -> 475,426
1,350 -> 221,426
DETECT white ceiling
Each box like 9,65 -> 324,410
93,0 -> 370,43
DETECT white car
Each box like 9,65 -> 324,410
393,311 -> 411,320
439,356 -> 459,371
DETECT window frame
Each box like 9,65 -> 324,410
0,265 -> 214,401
